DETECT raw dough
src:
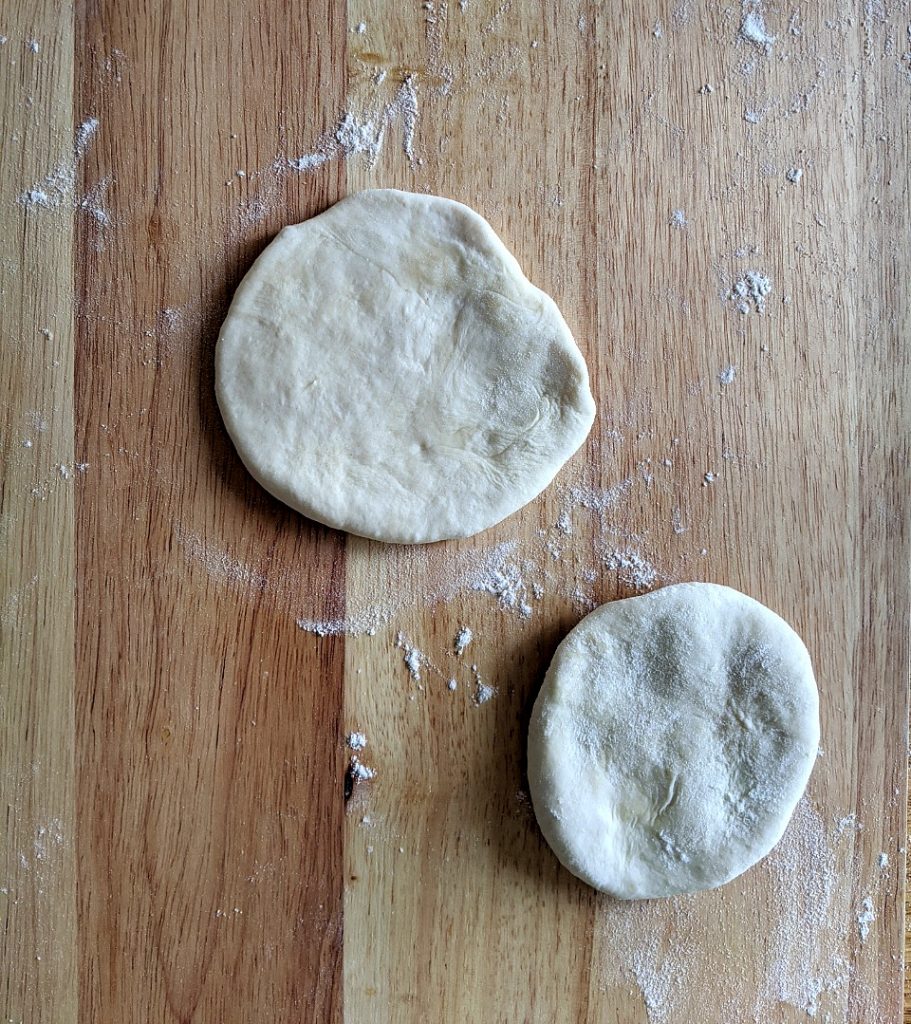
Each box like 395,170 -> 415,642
527,583 -> 820,898
215,189 -> 596,543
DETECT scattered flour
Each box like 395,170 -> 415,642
288,76 -> 420,173
718,365 -> 737,386
176,524 -> 270,592
758,801 -> 850,1019
291,540 -> 542,638
78,177 -> 112,225
18,117 -> 102,211
470,554 -> 532,618
669,209 -> 687,229
835,812 -> 862,836
563,479 -> 633,527
604,548 -> 659,591
786,167 -> 804,184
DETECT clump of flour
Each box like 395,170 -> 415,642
395,632 -> 426,681
453,626 -> 473,655
856,896 -> 876,942
740,3 -> 776,54
729,271 -> 772,314
349,756 -> 375,782
471,664 -> 496,705
296,611 -> 383,637
347,732 -> 367,751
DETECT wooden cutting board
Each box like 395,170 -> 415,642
1,1 -> 908,1021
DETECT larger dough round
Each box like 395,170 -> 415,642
527,583 -> 820,899
215,189 -> 596,543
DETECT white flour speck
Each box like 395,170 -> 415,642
454,626 -> 473,655
78,177 -> 112,225
856,896 -> 875,941
296,610 -> 384,637
472,664 -> 496,705
670,209 -> 687,229
347,732 -> 367,751
740,4 -> 776,54
349,756 -> 376,782
395,632 -> 425,681
786,167 -> 803,184
729,270 -> 772,314
289,152 -> 330,172
835,812 -> 862,836
718,365 -> 737,385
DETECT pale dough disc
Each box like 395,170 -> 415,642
527,583 -> 820,899
215,189 -> 596,543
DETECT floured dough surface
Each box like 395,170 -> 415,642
215,189 -> 595,543
527,583 -> 820,899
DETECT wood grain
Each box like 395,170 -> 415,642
71,1 -> 347,1020
1,1 -> 908,1022
0,2 -> 78,1022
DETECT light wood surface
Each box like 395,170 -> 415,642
1,2 -> 908,1022
1,1 -> 78,1021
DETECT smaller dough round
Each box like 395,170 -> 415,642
215,189 -> 596,544
527,583 -> 820,899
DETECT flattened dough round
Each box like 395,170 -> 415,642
528,583 -> 820,899
216,189 -> 596,543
